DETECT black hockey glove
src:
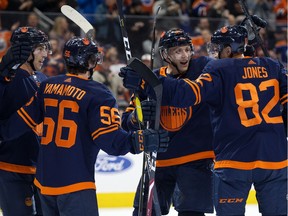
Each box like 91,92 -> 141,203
0,42 -> 32,79
129,99 -> 157,128
132,129 -> 169,154
119,66 -> 153,98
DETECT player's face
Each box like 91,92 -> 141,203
32,45 -> 48,70
167,45 -> 192,73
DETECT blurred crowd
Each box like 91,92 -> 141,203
0,0 -> 287,108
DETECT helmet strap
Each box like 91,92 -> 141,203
28,53 -> 36,71
88,68 -> 94,80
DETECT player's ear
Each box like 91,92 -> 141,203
225,46 -> 232,57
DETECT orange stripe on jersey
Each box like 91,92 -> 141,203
34,178 -> 96,195
125,107 -> 134,112
0,161 -> 36,174
280,94 -> 288,105
214,160 -> 288,170
196,73 -> 212,86
156,151 -> 215,167
17,108 -> 37,129
92,124 -> 119,140
183,79 -> 201,104
32,123 -> 43,136
159,67 -> 167,77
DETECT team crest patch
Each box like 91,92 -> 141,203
25,197 -> 33,206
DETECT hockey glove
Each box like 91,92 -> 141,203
129,99 -> 157,129
0,42 -> 32,79
119,66 -> 154,98
132,129 -> 169,154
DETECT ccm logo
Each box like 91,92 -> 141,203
138,130 -> 144,151
219,198 -> 244,203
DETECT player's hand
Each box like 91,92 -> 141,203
132,129 -> 169,154
119,66 -> 142,90
0,42 -> 32,79
128,99 -> 156,129
141,99 -> 156,122
119,66 -> 153,94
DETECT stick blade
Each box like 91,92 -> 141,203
61,5 -> 93,35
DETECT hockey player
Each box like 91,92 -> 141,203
0,27 -> 40,120
2,36 -> 169,216
0,27 -> 50,216
122,28 -> 214,216
119,25 -> 288,216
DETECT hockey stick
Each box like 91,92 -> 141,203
138,6 -> 161,216
237,0 -> 269,57
145,6 -> 161,216
60,5 -> 94,39
128,58 -> 163,216
115,1 -> 162,215
150,6 -> 161,70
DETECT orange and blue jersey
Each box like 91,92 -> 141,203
0,68 -> 39,120
122,56 -> 215,167
6,74 -> 136,195
160,57 -> 288,170
0,70 -> 46,174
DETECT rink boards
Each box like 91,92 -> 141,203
95,152 -> 257,208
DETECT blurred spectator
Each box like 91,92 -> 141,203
274,28 -> 287,66
42,37 -> 66,77
153,0 -> 181,27
153,0 -> 181,16
226,0 -> 244,18
207,0 -> 235,29
0,18 -> 11,60
141,53 -> 152,67
26,12 -> 50,33
49,16 -> 73,50
190,0 -> 212,17
142,29 -> 163,68
192,28 -> 211,57
5,0 -> 33,11
94,0 -> 122,50
194,17 -> 210,34
0,0 -> 8,10
93,44 -> 127,103
125,0 -> 151,58
273,0 -> 287,23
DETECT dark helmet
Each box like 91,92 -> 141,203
63,37 -> 103,71
158,28 -> 194,61
159,28 -> 193,51
210,25 -> 248,54
10,26 -> 50,51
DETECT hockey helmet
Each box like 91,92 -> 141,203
159,28 -> 193,50
210,25 -> 248,54
159,28 -> 194,60
63,37 -> 103,71
10,27 -> 51,53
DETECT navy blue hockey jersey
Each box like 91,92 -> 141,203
9,74 -> 136,195
122,56 -> 215,167
160,57 -> 287,170
0,70 -> 46,174
0,68 -> 38,120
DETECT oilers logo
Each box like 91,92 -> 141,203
160,106 -> 192,131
